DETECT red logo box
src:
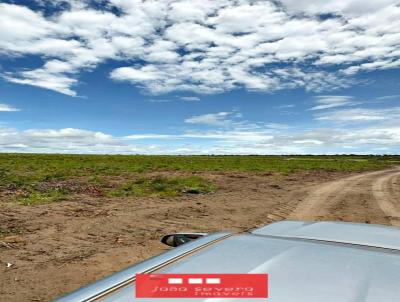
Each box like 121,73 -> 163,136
136,273 -> 268,298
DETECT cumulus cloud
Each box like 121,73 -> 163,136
1,103 -> 400,154
0,1 -> 399,95
280,0 -> 398,17
121,106 -> 400,154
0,127 -> 137,153
3,64 -> 78,96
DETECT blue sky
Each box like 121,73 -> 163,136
0,0 -> 399,154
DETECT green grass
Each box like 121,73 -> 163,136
17,188 -> 69,205
110,176 -> 216,197
0,153 -> 399,204
1,154 -> 399,182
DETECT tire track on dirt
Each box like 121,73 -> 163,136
372,168 -> 400,226
288,168 -> 400,225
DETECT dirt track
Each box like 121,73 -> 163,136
289,167 -> 400,225
1,168 -> 400,301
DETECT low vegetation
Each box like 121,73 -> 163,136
18,188 -> 69,206
0,153 -> 399,205
110,176 -> 216,197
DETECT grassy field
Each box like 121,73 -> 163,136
1,153 -> 399,205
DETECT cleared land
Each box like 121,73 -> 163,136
0,154 -> 400,301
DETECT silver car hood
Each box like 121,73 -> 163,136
102,230 -> 400,302
252,220 -> 400,250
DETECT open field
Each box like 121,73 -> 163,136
1,154 -> 400,301
1,153 -> 398,206
1,153 -> 399,204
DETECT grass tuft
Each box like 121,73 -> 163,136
18,189 -> 69,205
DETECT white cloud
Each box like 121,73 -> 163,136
184,111 -> 240,126
309,95 -> 359,111
3,64 -> 78,96
280,0 -> 398,17
293,139 -> 324,145
0,103 -> 20,112
275,104 -> 295,109
147,96 -> 200,102
121,106 -> 400,154
0,1 -> 399,95
376,95 -> 400,101
1,104 -> 400,154
147,99 -> 173,103
121,134 -> 178,140
315,107 -> 400,122
180,96 -> 200,101
0,127 -> 136,153
121,126 -> 400,155
110,66 -> 163,82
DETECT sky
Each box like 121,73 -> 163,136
0,0 -> 399,154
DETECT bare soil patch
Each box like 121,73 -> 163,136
0,169 -> 398,301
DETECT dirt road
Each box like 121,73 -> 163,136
1,168 -> 399,301
289,167 -> 400,226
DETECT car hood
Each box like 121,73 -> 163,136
252,220 -> 400,250
102,233 -> 400,302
